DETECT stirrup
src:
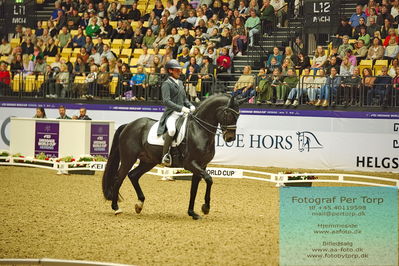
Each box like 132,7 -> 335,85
161,153 -> 172,167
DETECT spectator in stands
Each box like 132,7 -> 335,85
57,26 -> 71,49
216,47 -> 231,73
281,58 -> 294,75
260,0 -> 275,36
367,37 -> 385,61
137,46 -> 152,67
218,27 -> 231,49
73,56 -> 87,76
367,17 -> 380,37
254,68 -> 269,104
392,0 -> 399,20
295,51 -> 310,75
101,44 -> 115,61
57,106 -> 71,119
349,5 -> 367,28
33,107 -> 47,119
178,47 -> 190,65
96,64 -> 111,97
391,66 -> 399,105
345,49 -> 357,66
42,65 -> 56,97
55,63 -> 70,98
275,68 -> 298,105
362,67 -> 376,104
54,10 -> 68,32
379,18 -> 393,39
80,12 -> 90,29
0,62 -> 10,96
316,67 -> 341,107
143,28 -> 156,49
271,0 -> 287,28
100,18 -> 114,39
365,0 -> 379,16
117,64 -> 132,100
33,55 -> 46,74
367,66 -> 391,105
311,46 -> 328,73
284,47 -> 298,65
388,58 -> 399,77
77,47 -> 89,64
267,47 -> 283,67
231,65 -> 255,100
367,7 -> 378,25
354,40 -> 369,60
338,35 -> 353,58
185,65 -> 199,101
153,0 -> 165,18
85,17 -> 101,38
0,38 -> 11,56
68,9 -> 81,30
341,66 -> 362,106
22,54 -> 34,75
39,29 -> 52,45
384,37 -> 399,62
85,64 -> 98,99
131,28 -> 144,49
107,2 -> 120,21
357,26 -> 371,47
310,69 -> 327,105
130,65 -> 147,101
383,28 -> 399,46
73,107 -> 91,120
43,38 -> 57,57
354,17 -> 367,37
10,54 -> 23,74
21,38 -> 34,56
340,56 -> 354,77
267,56 -> 281,73
285,67 -> 311,106
198,56 -> 215,97
245,9 -> 261,47
71,28 -> 86,49
190,38 -> 206,55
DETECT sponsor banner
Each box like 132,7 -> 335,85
90,123 -> 109,157
1,102 -> 398,172
206,167 -> 243,178
280,187 -> 398,266
35,121 -> 59,158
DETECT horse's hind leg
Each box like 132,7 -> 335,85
112,158 -> 136,214
127,161 -> 156,214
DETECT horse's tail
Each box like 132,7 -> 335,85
102,124 -> 127,200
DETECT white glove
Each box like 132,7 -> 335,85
181,106 -> 190,114
190,105 -> 196,112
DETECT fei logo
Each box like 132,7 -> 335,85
394,123 -> 399,149
297,131 -> 323,152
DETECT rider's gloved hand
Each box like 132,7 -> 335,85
190,105 -> 196,113
181,106 -> 190,114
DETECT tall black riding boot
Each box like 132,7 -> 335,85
161,133 -> 173,167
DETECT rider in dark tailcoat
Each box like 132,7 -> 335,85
157,59 -> 195,166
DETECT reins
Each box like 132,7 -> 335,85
189,107 -> 240,135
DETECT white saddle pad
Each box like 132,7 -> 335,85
147,116 -> 188,147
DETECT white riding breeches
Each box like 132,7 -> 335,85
166,111 -> 181,137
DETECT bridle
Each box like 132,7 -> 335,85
189,106 -> 240,135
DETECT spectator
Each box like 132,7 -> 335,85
311,46 -> 328,73
22,54 -> 34,75
231,65 -> 255,100
57,105 -> 71,119
107,2 -> 121,21
341,66 -> 362,106
357,26 -> 371,47
58,26 -> 71,49
117,64 -> 132,99
275,68 -> 298,105
0,62 -> 10,96
362,67 -> 376,105
101,44 -> 115,61
198,56 -> 215,97
42,65 -> 56,97
67,9 -> 81,30
146,66 -> 161,100
392,0 -> 399,19
85,18 -> 101,38
219,27 -> 232,48
153,0 -> 164,18
216,47 -> 231,73
219,17 -> 233,31
309,68 -> 327,105
255,68 -> 270,104
284,46 -> 298,65
281,58 -> 294,75
137,46 -> 152,67
337,35 -> 353,58
271,0 -> 287,28
21,38 -> 34,55
384,37 -> 399,62
204,47 -> 217,64
178,47 -> 191,65
367,66 -> 391,105
55,63 -> 69,98
245,9 -> 261,47
266,47 -> 283,67
33,55 -> 46,74
101,17 -> 115,39
391,65 -> 399,105
131,28 -> 144,49
340,56 -> 354,77
345,49 -> 357,66
388,58 -> 399,77
285,68 -> 312,106
353,17 -> 367,37
0,38 -> 11,56
77,47 -> 89,64
185,65 -> 199,101
54,10 -> 67,32
96,64 -> 111,97
43,38 -> 58,57
367,37 -> 385,61
33,107 -> 46,118
185,56 -> 200,74
295,51 -> 310,75
39,29 -> 52,44
260,0 -> 275,36
383,28 -> 399,46
365,0 -> 379,16
292,36 -> 304,55
142,28 -> 156,48
366,7 -> 378,26
10,54 -> 23,74
80,12 -> 90,29
190,38 -> 206,55
71,28 -> 86,48
316,67 -> 341,107
73,56 -> 87,76
84,36 -> 94,54
130,65 -> 147,101
380,18 -> 392,39
73,107 -> 91,120
367,17 -> 380,37
354,40 -> 368,60
349,5 -> 367,28
267,56 -> 281,73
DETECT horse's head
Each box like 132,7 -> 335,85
216,95 -> 243,142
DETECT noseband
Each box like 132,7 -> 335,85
190,106 -> 239,135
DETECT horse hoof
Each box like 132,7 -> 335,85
135,201 -> 144,214
188,210 -> 202,220
201,204 -> 210,215
114,209 -> 123,215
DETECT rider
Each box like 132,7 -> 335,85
157,59 -> 196,166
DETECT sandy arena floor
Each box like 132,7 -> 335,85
0,166 -> 397,266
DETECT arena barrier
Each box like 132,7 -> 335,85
1,155 -> 397,189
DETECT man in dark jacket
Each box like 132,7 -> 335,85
157,59 -> 195,166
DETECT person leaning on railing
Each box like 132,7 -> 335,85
285,67 -> 313,106
367,66 -> 392,106
0,62 -> 10,97
275,68 -> 298,105
315,67 -> 341,107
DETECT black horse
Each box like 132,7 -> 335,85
102,94 -> 242,220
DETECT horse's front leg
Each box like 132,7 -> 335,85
187,161 -> 212,219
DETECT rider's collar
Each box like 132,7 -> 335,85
169,76 -> 180,85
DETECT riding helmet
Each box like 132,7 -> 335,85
165,59 -> 182,70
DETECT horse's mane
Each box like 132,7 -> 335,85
194,94 -> 231,114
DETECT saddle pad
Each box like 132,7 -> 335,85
147,116 -> 188,147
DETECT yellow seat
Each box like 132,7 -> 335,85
103,39 -> 111,46
130,67 -> 138,73
120,57 -> 129,64
72,48 -> 80,56
359,60 -> 373,76
109,76 -> 119,95
61,47 -> 72,58
109,21 -> 117,28
111,48 -> 120,56
143,21 -> 149,28
122,39 -> 131,49
74,76 -> 85,83
46,56 -> 56,64
69,56 -> 77,63
120,48 -> 132,58
133,48 -> 144,57
373,60 -> 388,75
10,38 -> 20,48
130,57 -> 139,66
25,75 -> 36,92
131,21 -> 139,29
148,48 -> 155,55
36,75 -> 44,90
70,30 -> 78,36
159,49 -> 166,55
112,39 -> 124,49
12,75 -> 22,92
